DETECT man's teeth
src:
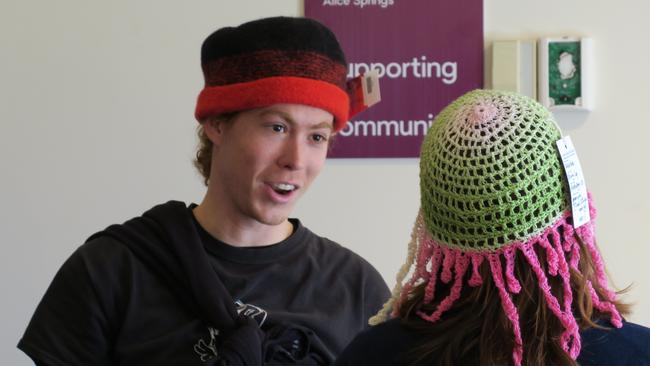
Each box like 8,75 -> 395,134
274,183 -> 296,191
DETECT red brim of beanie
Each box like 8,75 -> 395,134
195,76 -> 350,132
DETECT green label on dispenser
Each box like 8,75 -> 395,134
548,41 -> 581,106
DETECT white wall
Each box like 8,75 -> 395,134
2,1 -> 648,364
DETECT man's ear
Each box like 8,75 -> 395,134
203,118 -> 227,146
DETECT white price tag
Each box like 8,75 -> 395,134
556,136 -> 590,228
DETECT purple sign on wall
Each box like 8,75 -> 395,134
305,0 -> 483,158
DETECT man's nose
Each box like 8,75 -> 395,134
277,137 -> 306,170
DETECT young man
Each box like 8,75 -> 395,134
19,17 -> 389,366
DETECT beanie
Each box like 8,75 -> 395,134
195,16 -> 355,132
370,90 -> 622,366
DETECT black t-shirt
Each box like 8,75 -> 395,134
18,201 -> 390,365
334,317 -> 650,366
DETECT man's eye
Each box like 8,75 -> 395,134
271,124 -> 286,133
312,134 -> 328,143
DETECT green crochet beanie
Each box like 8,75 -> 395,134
419,89 -> 566,250
370,89 -> 622,366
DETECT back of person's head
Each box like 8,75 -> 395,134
193,16 -> 352,185
371,89 -> 628,366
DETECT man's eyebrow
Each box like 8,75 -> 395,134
259,109 -> 294,123
259,109 -> 333,130
310,121 -> 333,130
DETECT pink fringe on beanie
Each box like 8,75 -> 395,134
394,197 -> 622,366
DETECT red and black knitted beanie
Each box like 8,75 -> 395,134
195,16 -> 350,131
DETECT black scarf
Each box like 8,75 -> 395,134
88,201 -> 329,365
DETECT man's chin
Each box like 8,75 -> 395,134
250,204 -> 295,227
260,216 -> 290,227
255,210 -> 292,227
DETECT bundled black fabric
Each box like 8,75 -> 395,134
217,316 -> 263,365
94,202 -> 329,365
263,322 -> 328,365
216,318 -> 327,366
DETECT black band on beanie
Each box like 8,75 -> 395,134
202,50 -> 347,88
200,17 -> 346,66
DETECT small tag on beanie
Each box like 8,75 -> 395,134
347,69 -> 381,117
556,136 -> 590,228
362,69 -> 381,108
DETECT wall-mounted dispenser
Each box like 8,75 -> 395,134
491,37 -> 593,111
538,37 -> 593,111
